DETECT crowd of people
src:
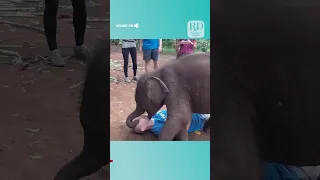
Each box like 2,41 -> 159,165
120,39 -> 197,82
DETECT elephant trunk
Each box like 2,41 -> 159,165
126,107 -> 145,128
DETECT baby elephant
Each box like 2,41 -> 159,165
126,53 -> 210,141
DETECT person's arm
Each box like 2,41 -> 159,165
139,39 -> 143,51
149,111 -> 167,137
193,40 -> 197,49
175,39 -> 180,52
158,39 -> 162,52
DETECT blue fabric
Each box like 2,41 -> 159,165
264,163 -> 299,180
142,39 -> 159,50
149,110 -> 207,136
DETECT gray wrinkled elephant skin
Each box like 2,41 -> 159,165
212,1 -> 320,180
54,39 -> 110,180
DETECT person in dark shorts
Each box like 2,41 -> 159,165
175,39 -> 197,58
139,39 -> 162,73
121,39 -> 138,83
44,0 -> 92,67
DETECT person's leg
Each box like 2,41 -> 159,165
122,48 -> 130,82
71,0 -> 92,61
151,49 -> 159,70
129,47 -> 138,80
44,0 -> 65,67
143,50 -> 152,73
178,53 -> 188,58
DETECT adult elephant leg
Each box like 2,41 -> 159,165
212,87 -> 263,179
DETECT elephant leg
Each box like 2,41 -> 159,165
175,116 -> 192,140
212,105 -> 263,179
159,100 -> 192,141
54,139 -> 109,180
212,86 -> 263,179
175,128 -> 189,141
159,118 -> 183,141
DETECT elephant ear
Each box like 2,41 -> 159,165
146,77 -> 169,105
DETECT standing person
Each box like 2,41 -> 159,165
121,39 -> 138,83
139,39 -> 162,73
44,0 -> 92,67
175,39 -> 197,58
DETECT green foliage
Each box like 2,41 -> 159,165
162,48 -> 177,54
162,39 -> 176,49
196,39 -> 210,52
110,39 -> 120,45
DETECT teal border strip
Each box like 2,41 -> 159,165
110,0 -> 210,39
110,141 -> 210,180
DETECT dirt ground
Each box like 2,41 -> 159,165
0,0 -> 109,179
110,45 -> 210,141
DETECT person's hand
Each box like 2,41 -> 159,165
158,47 -> 162,52
139,46 -> 142,52
187,39 -> 193,44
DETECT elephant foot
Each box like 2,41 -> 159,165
175,129 -> 189,141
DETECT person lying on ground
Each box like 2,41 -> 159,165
131,110 -> 320,180
131,109 -> 209,136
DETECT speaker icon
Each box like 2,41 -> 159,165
133,23 -> 139,28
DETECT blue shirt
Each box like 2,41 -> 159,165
264,163 -> 299,180
142,39 -> 159,50
149,110 -> 209,136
